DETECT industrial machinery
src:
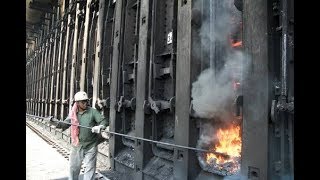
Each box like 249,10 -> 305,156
26,0 -> 294,179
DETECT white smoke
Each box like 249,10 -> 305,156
192,50 -> 247,119
191,0 -> 246,120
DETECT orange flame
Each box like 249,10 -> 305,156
231,41 -> 242,47
206,124 -> 242,164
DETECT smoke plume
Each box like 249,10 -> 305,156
191,0 -> 246,121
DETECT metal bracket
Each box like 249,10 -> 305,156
56,99 -> 61,104
154,64 -> 171,79
117,96 -> 136,112
271,99 -> 278,123
143,100 -> 151,114
277,96 -> 294,113
123,71 -> 135,83
274,81 -> 281,96
234,95 -> 243,116
271,96 -> 294,122
95,98 -> 110,110
148,97 -> 175,114
62,99 -> 69,105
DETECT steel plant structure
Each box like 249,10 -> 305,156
26,0 -> 294,179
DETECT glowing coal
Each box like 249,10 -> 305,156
197,121 -> 241,176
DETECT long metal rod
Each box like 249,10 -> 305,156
26,114 -> 228,156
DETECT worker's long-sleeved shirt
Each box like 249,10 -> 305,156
56,107 -> 109,151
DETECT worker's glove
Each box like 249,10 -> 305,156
91,125 -> 106,134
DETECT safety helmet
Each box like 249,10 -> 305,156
74,91 -> 89,101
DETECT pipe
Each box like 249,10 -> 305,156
280,0 -> 288,98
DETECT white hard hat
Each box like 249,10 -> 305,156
74,91 -> 89,101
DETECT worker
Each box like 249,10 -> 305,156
50,91 -> 109,180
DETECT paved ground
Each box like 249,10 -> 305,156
26,126 -> 70,180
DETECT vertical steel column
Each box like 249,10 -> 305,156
109,0 -> 126,170
26,62 -> 30,113
50,7 -> 60,117
61,0 -> 73,119
54,19 -> 65,119
41,38 -> 49,117
40,14 -> 50,117
134,0 -> 153,179
32,52 -> 37,114
69,1 -> 81,111
32,37 -> 39,115
86,7 -> 97,99
174,0 -> 194,179
35,38 -> 41,116
31,42 -> 37,115
278,0 -> 293,178
29,59 -> 33,114
242,0 -> 269,179
31,55 -> 35,114
92,0 -> 106,108
279,0 -> 288,174
99,0 -> 115,117
45,12 -> 56,117
32,54 -> 37,114
35,43 -> 40,116
80,0 -> 92,91
37,41 -> 45,116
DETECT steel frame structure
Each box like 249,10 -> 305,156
26,0 -> 294,179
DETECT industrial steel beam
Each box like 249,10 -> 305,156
50,7 -> 60,117
134,0 -> 153,179
242,0 -> 269,179
80,0 -> 92,91
92,0 -> 106,109
109,0 -> 126,170
61,0 -> 74,119
54,20 -> 65,119
174,0 -> 193,179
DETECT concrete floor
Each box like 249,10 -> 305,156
26,126 -> 70,180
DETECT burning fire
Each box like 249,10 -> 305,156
205,123 -> 242,171
231,41 -> 242,47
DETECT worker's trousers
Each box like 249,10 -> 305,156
69,145 -> 97,180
